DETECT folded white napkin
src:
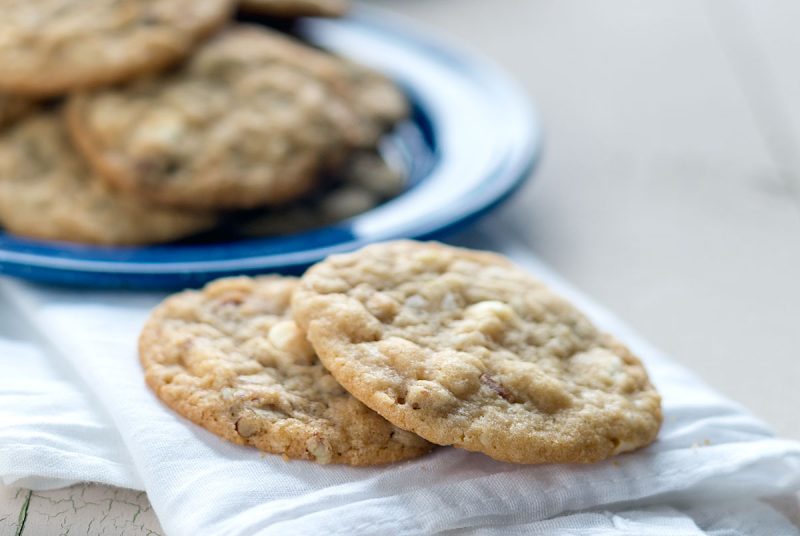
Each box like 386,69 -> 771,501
1,223 -> 799,535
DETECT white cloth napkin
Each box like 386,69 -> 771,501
1,223 -> 799,535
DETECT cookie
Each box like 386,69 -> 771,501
339,149 -> 406,198
239,0 -> 349,18
67,27 -> 380,210
0,110 -> 216,245
338,61 -> 409,146
224,34 -> 408,147
0,94 -> 35,129
0,0 -> 234,97
292,241 -> 663,464
234,149 -> 405,237
139,276 -> 432,465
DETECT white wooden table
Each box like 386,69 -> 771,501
3,1 -> 799,533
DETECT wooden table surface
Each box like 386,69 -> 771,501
3,1 -> 799,534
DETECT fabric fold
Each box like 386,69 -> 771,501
0,338 -> 141,490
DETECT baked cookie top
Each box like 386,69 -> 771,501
292,241 -> 663,464
233,37 -> 408,148
0,0 -> 233,97
0,110 -> 216,245
67,26 -> 390,209
0,94 -> 35,129
239,0 -> 349,18
139,276 -> 431,465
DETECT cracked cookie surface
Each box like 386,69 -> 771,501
139,276 -> 431,465
0,0 -> 234,97
292,241 -> 663,464
0,110 -> 216,245
67,26 -> 404,209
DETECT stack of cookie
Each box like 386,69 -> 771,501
0,0 -> 406,245
140,241 -> 663,466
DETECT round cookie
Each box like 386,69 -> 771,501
292,241 -> 663,464
0,94 -> 35,129
139,276 -> 432,465
0,111 -> 216,245
239,0 -> 348,18
67,27 -> 378,209
0,0 -> 234,97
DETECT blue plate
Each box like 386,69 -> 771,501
0,7 -> 542,289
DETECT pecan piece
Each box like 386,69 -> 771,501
480,373 -> 515,403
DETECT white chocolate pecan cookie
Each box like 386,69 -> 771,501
292,241 -> 663,464
0,110 -> 216,245
67,27 -> 399,209
139,276 -> 432,465
0,0 -> 234,97
240,0 -> 349,18
253,45 -> 409,148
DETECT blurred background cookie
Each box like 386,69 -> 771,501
66,27 -> 398,210
0,110 -> 217,245
0,0 -> 234,97
233,149 -> 406,237
227,32 -> 408,148
239,0 -> 348,18
337,61 -> 410,147
0,6 -> 412,245
0,94 -> 36,129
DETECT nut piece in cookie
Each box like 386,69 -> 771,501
240,0 -> 349,18
292,241 -> 663,464
67,26 -> 405,210
0,110 -> 216,245
0,0 -> 234,97
139,276 -> 432,466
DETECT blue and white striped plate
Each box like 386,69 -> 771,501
0,7 -> 542,288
